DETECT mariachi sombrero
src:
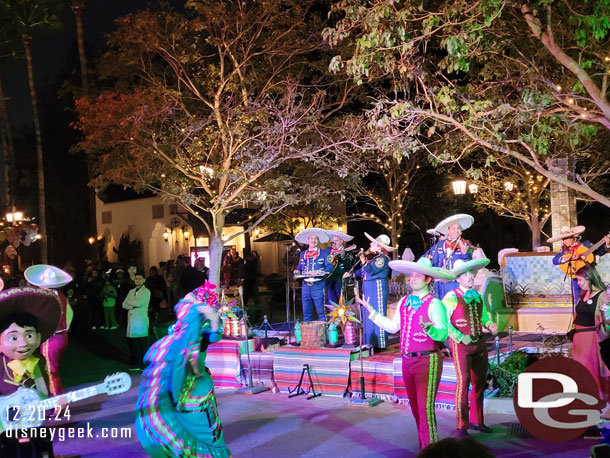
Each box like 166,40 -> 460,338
364,233 -> 398,252
389,257 -> 454,280
449,258 -> 490,278
546,225 -> 586,244
24,264 -> 73,289
0,287 -> 61,342
325,229 -> 354,242
434,214 -> 474,236
295,227 -> 329,244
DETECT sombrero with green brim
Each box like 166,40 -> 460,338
449,258 -> 490,278
0,287 -> 61,343
389,257 -> 454,280
24,264 -> 73,289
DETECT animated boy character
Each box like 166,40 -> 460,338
0,287 -> 61,457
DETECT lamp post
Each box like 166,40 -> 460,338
1,207 -> 39,276
451,180 -> 467,196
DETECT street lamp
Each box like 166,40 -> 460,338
451,180 -> 467,195
468,184 -> 478,194
183,227 -> 190,241
5,211 -> 23,223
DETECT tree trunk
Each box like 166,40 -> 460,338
73,2 -> 98,259
23,35 -> 47,263
208,211 -> 226,292
390,216 -> 398,259
72,3 -> 89,96
528,214 -> 541,251
0,63 -> 15,207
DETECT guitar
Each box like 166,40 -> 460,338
559,233 -> 610,277
0,372 -> 131,431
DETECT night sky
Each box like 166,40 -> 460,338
0,0 -> 608,265
4,0 -> 150,126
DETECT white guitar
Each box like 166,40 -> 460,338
0,372 -> 131,430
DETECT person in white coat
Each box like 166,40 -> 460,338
123,271 -> 151,371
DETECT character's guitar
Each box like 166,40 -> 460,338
0,372 -> 131,430
559,233 -> 610,277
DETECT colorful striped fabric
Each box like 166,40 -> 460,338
349,351 -> 397,398
240,352 -> 275,388
207,341 -> 243,388
273,346 -> 357,396
394,356 -> 456,409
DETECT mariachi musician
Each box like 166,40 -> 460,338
294,228 -> 332,322
425,214 -> 476,299
325,229 -> 356,305
350,233 -> 397,349
443,258 -> 497,438
549,225 -> 609,303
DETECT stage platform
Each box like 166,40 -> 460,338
207,333 -> 558,411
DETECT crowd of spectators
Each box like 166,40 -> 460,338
1,248 -> 262,335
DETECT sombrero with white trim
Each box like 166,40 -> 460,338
426,229 -> 443,237
295,228 -> 329,244
24,264 -> 73,289
434,214 -> 474,236
389,257 -> 454,280
450,258 -> 490,278
0,287 -> 61,342
364,233 -> 398,252
325,229 -> 354,242
546,226 -> 586,244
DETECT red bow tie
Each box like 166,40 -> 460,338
305,250 -> 318,259
330,248 -> 341,255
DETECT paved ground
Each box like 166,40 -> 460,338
45,326 -> 605,457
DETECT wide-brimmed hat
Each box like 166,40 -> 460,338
295,228 -> 329,244
0,287 -> 61,342
389,257 -> 454,280
325,229 -> 354,242
547,226 -> 585,244
24,265 -> 73,289
450,258 -> 490,277
426,229 -> 443,237
434,214 -> 474,236
364,233 -> 398,252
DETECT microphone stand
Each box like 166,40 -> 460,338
346,265 -> 381,407
237,286 -> 268,395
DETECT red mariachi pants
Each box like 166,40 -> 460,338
450,337 -> 488,429
41,333 -> 68,396
401,350 -> 442,449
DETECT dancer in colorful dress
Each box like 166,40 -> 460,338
24,264 -> 73,396
442,258 -> 497,438
359,258 -> 453,449
294,228 -> 332,322
353,233 -> 397,349
425,214 -> 475,299
135,280 -> 232,457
